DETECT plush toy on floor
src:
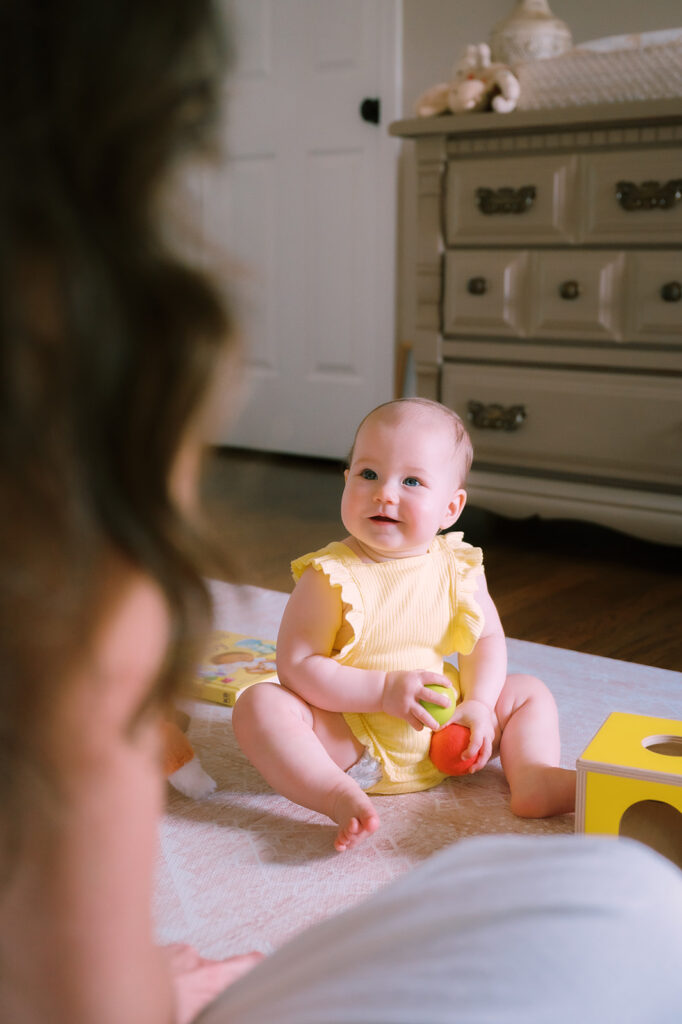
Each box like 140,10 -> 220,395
415,43 -> 520,118
163,710 -> 217,799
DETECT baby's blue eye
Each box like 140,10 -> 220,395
360,468 -> 377,480
403,477 -> 421,487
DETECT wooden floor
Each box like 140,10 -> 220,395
201,448 -> 682,673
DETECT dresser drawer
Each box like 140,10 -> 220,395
445,154 -> 579,245
443,250 -> 528,337
626,251 -> 682,344
442,364 -> 682,487
443,249 -> 625,342
527,251 -> 625,342
581,149 -> 682,243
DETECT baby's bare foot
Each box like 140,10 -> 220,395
509,764 -> 576,818
329,784 -> 380,852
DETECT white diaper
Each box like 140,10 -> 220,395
346,748 -> 383,791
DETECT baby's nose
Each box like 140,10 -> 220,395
374,480 -> 398,502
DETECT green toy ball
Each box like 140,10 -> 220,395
420,683 -> 456,727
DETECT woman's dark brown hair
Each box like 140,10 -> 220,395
0,1 -> 233,865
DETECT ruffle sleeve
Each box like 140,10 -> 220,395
291,542 -> 364,661
440,532 -> 485,655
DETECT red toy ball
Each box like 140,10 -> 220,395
430,722 -> 477,776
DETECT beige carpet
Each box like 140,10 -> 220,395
155,581 -> 681,959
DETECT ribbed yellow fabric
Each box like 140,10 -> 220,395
291,533 -> 484,794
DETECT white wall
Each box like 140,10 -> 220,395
396,0 -> 682,356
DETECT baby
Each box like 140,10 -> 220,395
232,398 -> 576,850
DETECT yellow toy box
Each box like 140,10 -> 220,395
576,711 -> 682,868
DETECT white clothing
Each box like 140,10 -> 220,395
197,834 -> 682,1024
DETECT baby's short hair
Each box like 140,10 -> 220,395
348,397 -> 474,483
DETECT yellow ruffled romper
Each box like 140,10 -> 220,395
291,532 -> 485,795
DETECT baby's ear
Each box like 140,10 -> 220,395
441,488 -> 467,530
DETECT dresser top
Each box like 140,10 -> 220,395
389,98 -> 682,140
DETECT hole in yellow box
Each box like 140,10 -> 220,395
642,734 -> 682,757
619,799 -> 682,869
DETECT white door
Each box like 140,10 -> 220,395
203,0 -> 401,458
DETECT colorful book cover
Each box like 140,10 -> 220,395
185,631 -> 278,707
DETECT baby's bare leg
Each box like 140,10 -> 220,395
232,682 -> 380,850
495,674 -> 576,818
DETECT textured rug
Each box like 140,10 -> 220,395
155,581 -> 681,959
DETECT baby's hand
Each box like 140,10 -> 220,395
382,670 -> 455,731
448,698 -> 496,771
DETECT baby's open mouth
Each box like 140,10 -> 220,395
370,515 -> 397,523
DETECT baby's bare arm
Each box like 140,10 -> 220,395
458,572 -> 507,706
453,572 -> 508,765
277,568 -> 450,729
276,567 -> 384,712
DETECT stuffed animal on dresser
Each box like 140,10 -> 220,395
415,43 -> 520,117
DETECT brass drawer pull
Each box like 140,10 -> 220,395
559,280 -> 580,300
476,185 -> 536,215
467,276 -> 487,295
467,400 -> 526,432
615,179 -> 682,211
661,281 -> 682,303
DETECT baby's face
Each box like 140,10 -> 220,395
341,408 -> 466,561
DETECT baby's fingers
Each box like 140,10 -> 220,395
421,671 -> 453,693
410,703 -> 440,732
418,684 -> 451,709
463,738 -> 484,769
447,708 -> 484,761
464,731 -> 494,770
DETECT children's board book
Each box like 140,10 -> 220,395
185,631 -> 278,707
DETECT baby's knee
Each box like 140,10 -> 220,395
232,680 -> 314,741
232,681 -> 281,739
496,674 -> 560,738
505,672 -> 555,708
510,672 -> 545,694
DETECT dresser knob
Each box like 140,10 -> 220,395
559,280 -> 580,300
467,276 -> 487,295
661,281 -> 682,303
467,400 -> 526,432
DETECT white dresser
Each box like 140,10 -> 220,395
390,99 -> 682,545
